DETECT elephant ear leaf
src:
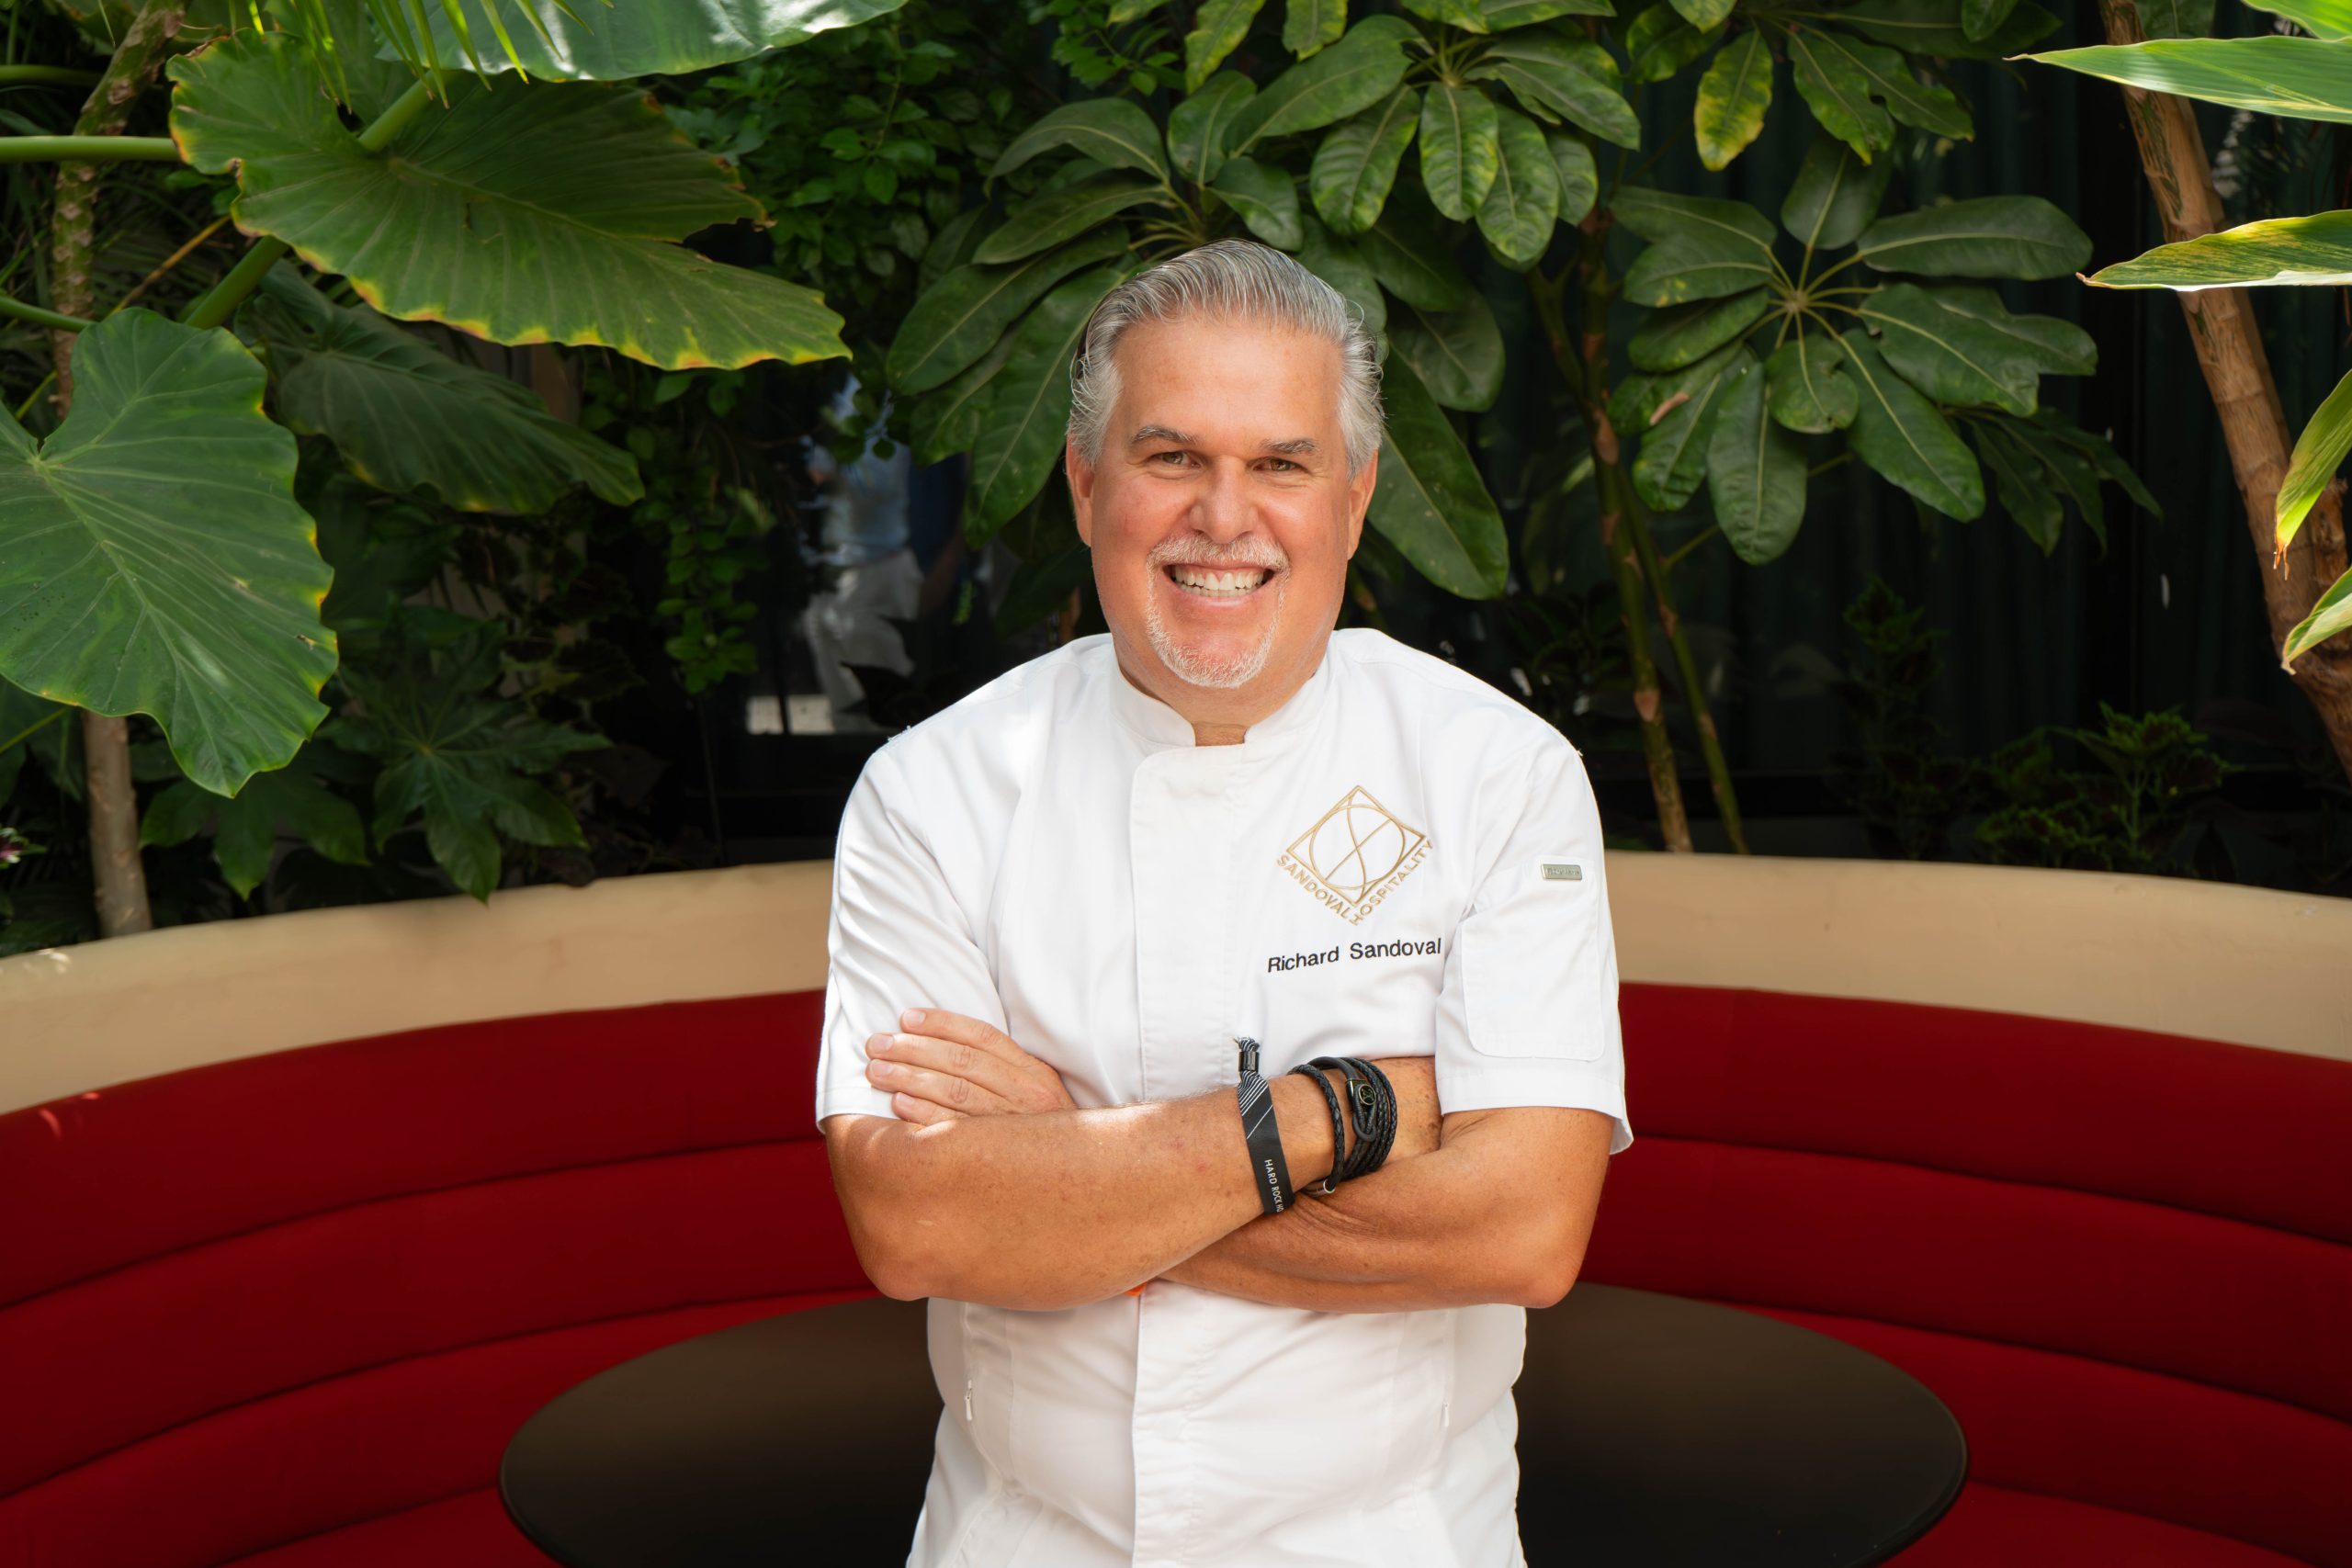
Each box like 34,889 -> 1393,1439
246,266 -> 641,513
0,309 -> 336,797
168,30 -> 847,372
387,0 -> 920,80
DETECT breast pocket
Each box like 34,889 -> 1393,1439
1459,855 -> 1610,1061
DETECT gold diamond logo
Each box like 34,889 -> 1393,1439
1277,785 -> 1430,925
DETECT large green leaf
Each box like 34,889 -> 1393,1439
1611,185 -> 1779,244
1838,334 -> 1983,517
1296,214 -> 1389,343
1706,361 -> 1809,563
169,32 -> 844,373
971,175 -> 1171,265
968,263 -> 1138,541
1364,355 -> 1510,597
1626,2 -> 1718,82
1919,284 -> 2096,374
2284,565 -> 2352,663
1187,0 -> 1270,91
2025,38 -> 2352,124
1626,341 -> 1752,511
1832,0 -> 2059,58
2247,0 -> 2352,37
1765,333 -> 1857,432
1363,194 -> 1476,308
991,98 -> 1171,184
889,229 -> 1128,394
1998,413 -> 2114,547
246,269 -> 640,513
1171,72 -> 1260,186
324,617 -> 605,902
1969,419 -> 2064,551
1391,293 -> 1505,410
1854,197 -> 2091,279
1420,83 -> 1502,222
1312,87 -> 1420,235
1476,104 -> 1561,267
2135,0 -> 2217,37
905,329 -> 1018,466
0,310 -> 335,797
2278,365 -> 2352,550
1482,0 -> 1616,27
1781,130 -> 1893,252
2088,210 -> 2352,289
1548,130 -> 1598,222
141,741 -> 368,898
390,0 -> 915,79
1695,29 -> 1774,171
1231,15 -> 1420,152
1629,289 -> 1771,370
1286,0 -> 1350,56
1963,0 -> 2023,39
1623,231 -> 1778,304
1210,157 -> 1306,249
1855,281 -> 2042,415
1788,28 -> 1968,159
1464,31 -> 1641,147
1672,0 -> 1736,27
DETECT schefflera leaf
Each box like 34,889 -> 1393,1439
246,267 -> 642,513
168,30 -> 847,372
0,309 -> 337,797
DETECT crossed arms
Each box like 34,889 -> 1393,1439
820,1009 -> 1614,1315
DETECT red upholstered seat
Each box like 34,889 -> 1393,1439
2,982 -> 2344,1566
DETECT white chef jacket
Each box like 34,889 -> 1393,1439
813,626 -> 1633,1568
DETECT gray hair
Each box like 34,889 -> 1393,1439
1066,238 -> 1385,479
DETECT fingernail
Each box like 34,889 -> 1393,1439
867,1032 -> 891,1052
901,1008 -> 925,1028
868,1061 -> 896,1080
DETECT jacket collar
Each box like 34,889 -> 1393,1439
1102,634 -> 1338,753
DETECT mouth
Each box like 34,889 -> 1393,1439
1163,563 -> 1277,600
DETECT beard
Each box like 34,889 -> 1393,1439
1141,537 -> 1289,690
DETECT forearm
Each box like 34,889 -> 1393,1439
825,1073 -> 1336,1312
1159,1107 -> 1607,1314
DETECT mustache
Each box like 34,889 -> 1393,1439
1146,536 -> 1288,572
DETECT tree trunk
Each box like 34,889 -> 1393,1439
45,2 -> 181,938
2097,0 -> 2352,782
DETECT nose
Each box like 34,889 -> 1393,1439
1190,457 -> 1254,544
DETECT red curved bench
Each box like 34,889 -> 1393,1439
2,983 -> 2344,1565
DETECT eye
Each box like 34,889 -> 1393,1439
1153,450 -> 1193,467
1264,458 -> 1302,472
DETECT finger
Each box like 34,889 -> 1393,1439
892,1089 -> 960,1126
871,1031 -> 1032,1105
869,1053 -> 1013,1114
899,1008 -> 1028,1063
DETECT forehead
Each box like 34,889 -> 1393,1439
1109,314 -> 1344,436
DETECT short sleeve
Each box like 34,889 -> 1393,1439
1430,740 -> 1632,1155
814,747 -> 1009,1129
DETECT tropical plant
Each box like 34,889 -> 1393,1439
2025,0 -> 2352,780
0,0 -> 899,934
1975,704 -> 2230,874
882,0 -> 2152,851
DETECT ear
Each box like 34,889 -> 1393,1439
1068,440 -> 1097,547
1343,446 -> 1378,558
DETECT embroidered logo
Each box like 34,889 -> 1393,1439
1277,785 -> 1430,925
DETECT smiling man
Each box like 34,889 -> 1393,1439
815,239 -> 1632,1567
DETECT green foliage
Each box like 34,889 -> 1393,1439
1977,707 -> 2231,874
1815,578 -> 1975,859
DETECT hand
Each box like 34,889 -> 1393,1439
866,1008 -> 1079,1125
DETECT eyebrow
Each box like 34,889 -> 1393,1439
1129,424 -> 1319,457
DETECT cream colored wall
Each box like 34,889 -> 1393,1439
3,855 -> 2346,1116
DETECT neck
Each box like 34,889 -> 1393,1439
1114,634 -> 1324,747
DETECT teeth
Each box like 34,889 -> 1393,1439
1169,565 -> 1271,596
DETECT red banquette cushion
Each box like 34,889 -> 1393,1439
1,985 -> 2343,1566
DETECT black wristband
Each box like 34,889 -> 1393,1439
1309,1055 -> 1396,1182
1341,1056 -> 1397,1177
1288,1063 -> 1349,1195
1235,1038 -> 1294,1215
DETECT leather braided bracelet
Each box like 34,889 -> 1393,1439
1287,1061 -> 1351,1195
1305,1055 -> 1397,1185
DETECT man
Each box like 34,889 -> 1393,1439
815,239 -> 1632,1567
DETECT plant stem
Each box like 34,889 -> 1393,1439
182,75 -> 439,331
0,134 -> 180,162
0,65 -> 102,87
1533,224 -> 1695,852
0,291 -> 96,331
48,0 -> 184,940
1623,488 -> 1749,852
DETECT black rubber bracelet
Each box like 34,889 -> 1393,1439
1235,1037 -> 1294,1215
1288,1062 -> 1349,1195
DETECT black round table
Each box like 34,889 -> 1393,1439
501,1284 -> 1966,1567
